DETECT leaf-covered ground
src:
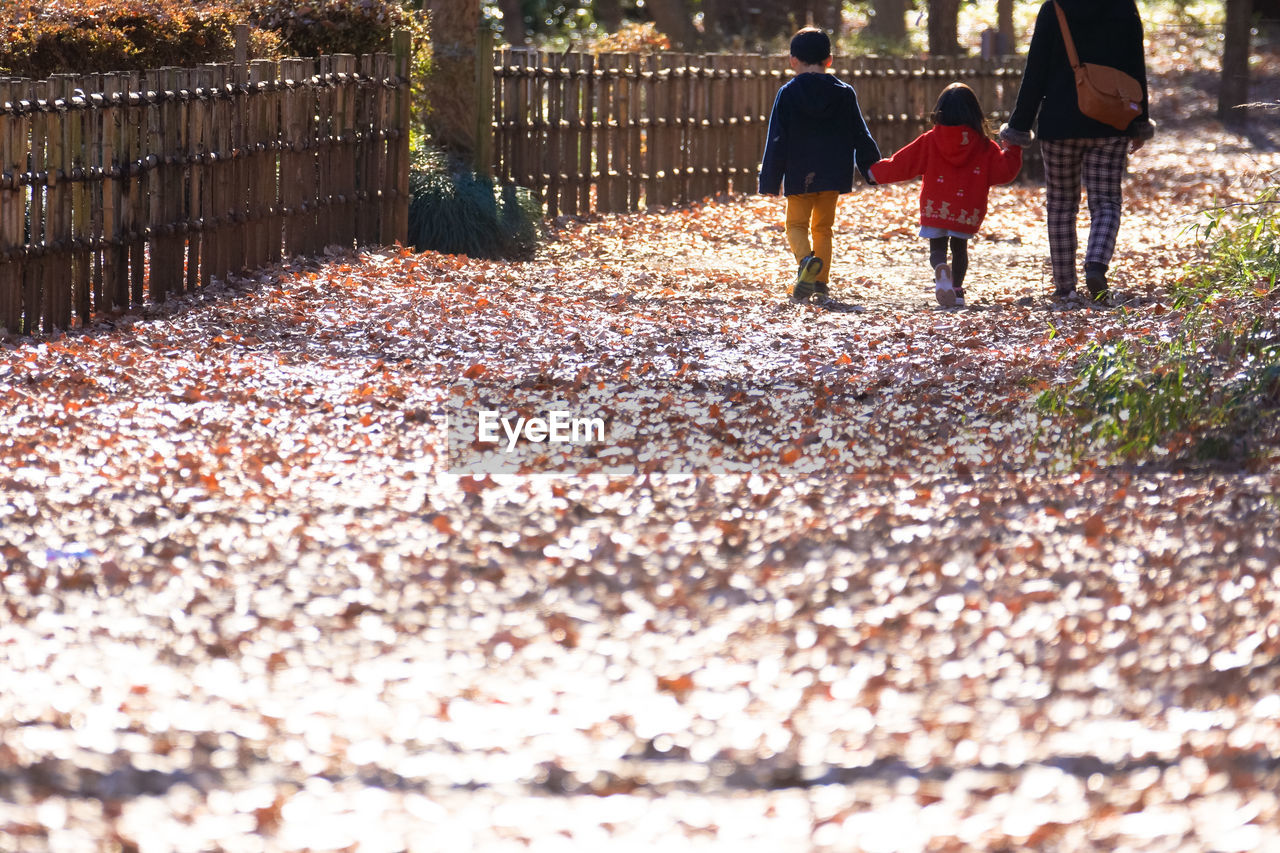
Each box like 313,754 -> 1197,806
3,39 -> 1280,853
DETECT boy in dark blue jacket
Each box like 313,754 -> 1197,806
759,28 -> 881,302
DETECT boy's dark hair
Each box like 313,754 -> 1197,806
931,82 -> 992,138
790,27 -> 831,65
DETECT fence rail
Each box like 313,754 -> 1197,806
490,49 -> 1026,218
0,36 -> 410,334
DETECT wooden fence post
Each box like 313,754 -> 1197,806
564,51 -> 586,217
160,67 -> 187,297
625,52 -> 642,210
231,31 -> 251,273
24,81 -> 44,332
279,58 -> 303,259
100,74 -> 125,310
545,49 -> 563,218
123,72 -> 145,306
392,30 -> 411,246
329,55 -> 356,252
710,54 -> 728,199
259,59 -> 284,263
375,52 -> 394,247
195,65 -> 217,288
303,58 -> 323,257
475,28 -> 495,179
356,52 -> 380,247
642,53 -> 659,209
0,81 -> 22,332
49,75 -> 74,329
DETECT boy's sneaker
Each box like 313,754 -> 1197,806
796,254 -> 823,285
813,281 -> 830,300
953,288 -> 965,307
1053,283 -> 1077,300
792,255 -> 823,302
934,263 -> 956,307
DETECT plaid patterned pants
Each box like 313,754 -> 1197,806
1040,137 -> 1129,291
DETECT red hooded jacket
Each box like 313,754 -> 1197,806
869,125 -> 1022,236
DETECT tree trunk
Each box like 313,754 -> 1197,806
927,0 -> 962,56
423,0 -> 481,154
595,0 -> 624,32
497,0 -> 526,45
865,0 -> 908,44
698,0 -> 794,49
997,0 -> 1015,53
805,0 -> 844,36
645,0 -> 697,49
1220,0 -> 1253,125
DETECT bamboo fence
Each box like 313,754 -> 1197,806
0,33 -> 411,334
490,49 -> 1027,218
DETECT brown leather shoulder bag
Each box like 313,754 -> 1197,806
1053,1 -> 1143,131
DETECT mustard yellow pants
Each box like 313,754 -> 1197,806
785,191 -> 838,284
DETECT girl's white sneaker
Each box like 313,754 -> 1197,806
934,263 -> 956,307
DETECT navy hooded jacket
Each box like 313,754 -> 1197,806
758,72 -> 880,196
1008,0 -> 1153,140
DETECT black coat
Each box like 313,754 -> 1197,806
1008,0 -> 1153,140
758,72 -> 880,196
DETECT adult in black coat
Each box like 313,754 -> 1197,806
1001,0 -> 1156,303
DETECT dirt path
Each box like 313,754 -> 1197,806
2,70 -> 1280,853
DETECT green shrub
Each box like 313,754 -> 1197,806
0,0 -> 260,77
407,149 -> 543,260
237,0 -> 430,134
1037,338 -> 1209,459
1038,177 -> 1280,462
241,0 -> 423,59
0,0 -> 426,78
589,22 -> 671,54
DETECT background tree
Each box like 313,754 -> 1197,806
864,0 -> 910,44
1220,0 -> 1253,125
423,0 -> 480,153
646,0 -> 698,47
927,0 -> 962,56
676,0 -> 844,50
496,0 -> 526,44
998,0 -> 1015,53
596,0 -> 624,31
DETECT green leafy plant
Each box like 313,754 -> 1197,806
1039,176 -> 1280,463
407,149 -> 543,260
1037,338 -> 1204,458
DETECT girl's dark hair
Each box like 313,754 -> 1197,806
931,82 -> 991,138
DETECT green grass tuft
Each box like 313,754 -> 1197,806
406,149 -> 543,260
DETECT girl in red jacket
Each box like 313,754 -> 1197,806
870,83 -> 1024,307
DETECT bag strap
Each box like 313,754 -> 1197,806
1052,0 -> 1083,70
